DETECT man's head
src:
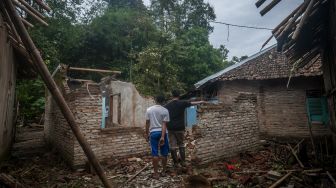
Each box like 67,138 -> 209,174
172,90 -> 180,98
155,95 -> 165,105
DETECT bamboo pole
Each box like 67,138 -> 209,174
21,18 -> 34,28
13,0 -> 48,26
272,3 -> 303,34
260,0 -> 282,16
0,3 -> 22,43
292,0 -> 315,40
33,0 -> 51,12
2,0 -> 113,187
260,35 -> 273,51
17,0 -> 45,19
68,67 -> 121,74
275,1 -> 308,39
288,144 -> 305,168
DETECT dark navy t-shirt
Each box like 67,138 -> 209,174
164,100 -> 192,131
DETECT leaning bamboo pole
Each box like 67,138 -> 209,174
2,0 -> 113,187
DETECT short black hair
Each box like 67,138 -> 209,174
155,95 -> 165,104
172,90 -> 180,98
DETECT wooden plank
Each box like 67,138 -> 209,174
118,93 -> 121,125
68,67 -> 121,74
260,0 -> 282,16
255,0 -> 267,8
288,144 -> 305,168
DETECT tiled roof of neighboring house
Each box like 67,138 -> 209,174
195,44 -> 322,89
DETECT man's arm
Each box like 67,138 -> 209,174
190,100 -> 206,105
145,120 -> 150,141
160,121 -> 167,145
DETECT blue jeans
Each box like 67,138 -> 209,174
150,131 -> 169,157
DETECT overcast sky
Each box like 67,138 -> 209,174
143,0 -> 302,59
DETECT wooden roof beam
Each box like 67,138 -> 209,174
292,0 -> 316,40
272,3 -> 303,34
13,0 -> 48,26
33,0 -> 51,12
17,0 -> 45,19
260,0 -> 282,16
255,0 -> 267,8
68,67 -> 121,75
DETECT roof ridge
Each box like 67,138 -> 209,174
194,44 -> 277,89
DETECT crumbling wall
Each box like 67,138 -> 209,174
70,85 -> 149,167
106,81 -> 154,127
192,93 -> 260,164
0,14 -> 16,161
217,78 -> 330,138
45,81 -> 149,167
44,82 -> 74,165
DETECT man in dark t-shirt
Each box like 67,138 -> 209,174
164,90 -> 204,167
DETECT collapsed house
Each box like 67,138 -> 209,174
255,0 -> 336,134
194,45 -> 329,140
44,70 -> 154,167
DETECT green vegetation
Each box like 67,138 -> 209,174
17,0 -> 247,122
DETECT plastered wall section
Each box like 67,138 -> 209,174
192,93 -> 260,164
106,81 -> 154,127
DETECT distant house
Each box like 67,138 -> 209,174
0,12 -> 36,161
195,45 -> 329,138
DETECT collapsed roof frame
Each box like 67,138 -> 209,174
256,0 -> 328,68
0,0 -> 112,187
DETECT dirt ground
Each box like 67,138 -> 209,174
1,139 -> 336,188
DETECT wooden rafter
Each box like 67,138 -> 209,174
260,0 -> 282,16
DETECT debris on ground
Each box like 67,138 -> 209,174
0,138 -> 335,187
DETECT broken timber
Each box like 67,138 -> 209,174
269,172 -> 292,188
68,67 -> 121,74
2,0 -> 112,187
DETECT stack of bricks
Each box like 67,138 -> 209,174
45,82 -> 149,168
191,92 -> 260,164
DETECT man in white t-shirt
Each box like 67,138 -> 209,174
145,95 -> 170,179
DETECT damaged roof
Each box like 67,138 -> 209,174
195,45 -> 322,89
255,0 -> 328,67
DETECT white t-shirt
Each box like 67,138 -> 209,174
145,105 -> 170,133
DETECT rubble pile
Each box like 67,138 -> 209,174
1,138 -> 336,187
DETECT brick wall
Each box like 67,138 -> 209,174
44,94 -> 75,164
217,77 -> 330,138
45,82 -> 149,168
192,93 -> 260,164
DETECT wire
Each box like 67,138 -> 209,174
211,21 -> 273,31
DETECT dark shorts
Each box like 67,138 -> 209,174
168,130 -> 185,149
150,131 -> 169,157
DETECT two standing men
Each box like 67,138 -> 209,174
145,90 -> 204,178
